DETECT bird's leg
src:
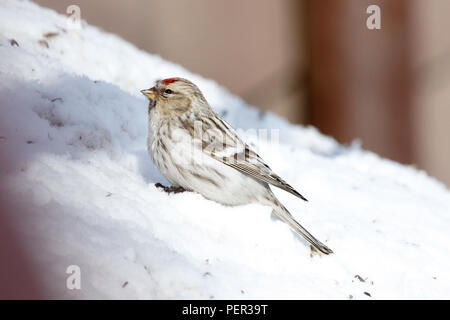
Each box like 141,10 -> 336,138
155,182 -> 187,194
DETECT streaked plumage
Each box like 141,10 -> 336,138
141,77 -> 332,254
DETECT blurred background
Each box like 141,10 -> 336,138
35,0 -> 450,187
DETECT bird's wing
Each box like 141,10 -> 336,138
199,113 -> 308,201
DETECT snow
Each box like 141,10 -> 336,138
1,0 -> 450,299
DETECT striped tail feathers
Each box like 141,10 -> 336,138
272,202 -> 333,255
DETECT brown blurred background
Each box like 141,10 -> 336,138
35,0 -> 450,187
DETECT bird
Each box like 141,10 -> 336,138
141,77 -> 333,254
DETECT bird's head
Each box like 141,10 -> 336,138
141,77 -> 208,115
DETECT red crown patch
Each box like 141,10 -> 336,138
161,77 -> 178,85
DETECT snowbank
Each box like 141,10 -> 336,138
0,0 -> 449,299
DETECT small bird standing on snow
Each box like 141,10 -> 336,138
141,77 -> 332,254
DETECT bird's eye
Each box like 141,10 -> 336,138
164,89 -> 173,94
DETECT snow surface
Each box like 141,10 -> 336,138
1,0 -> 450,299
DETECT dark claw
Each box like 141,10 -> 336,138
155,182 -> 187,194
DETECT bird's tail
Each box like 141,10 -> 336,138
272,202 -> 333,255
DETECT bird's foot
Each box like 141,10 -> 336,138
155,182 -> 187,194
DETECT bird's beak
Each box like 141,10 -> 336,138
140,87 -> 157,100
